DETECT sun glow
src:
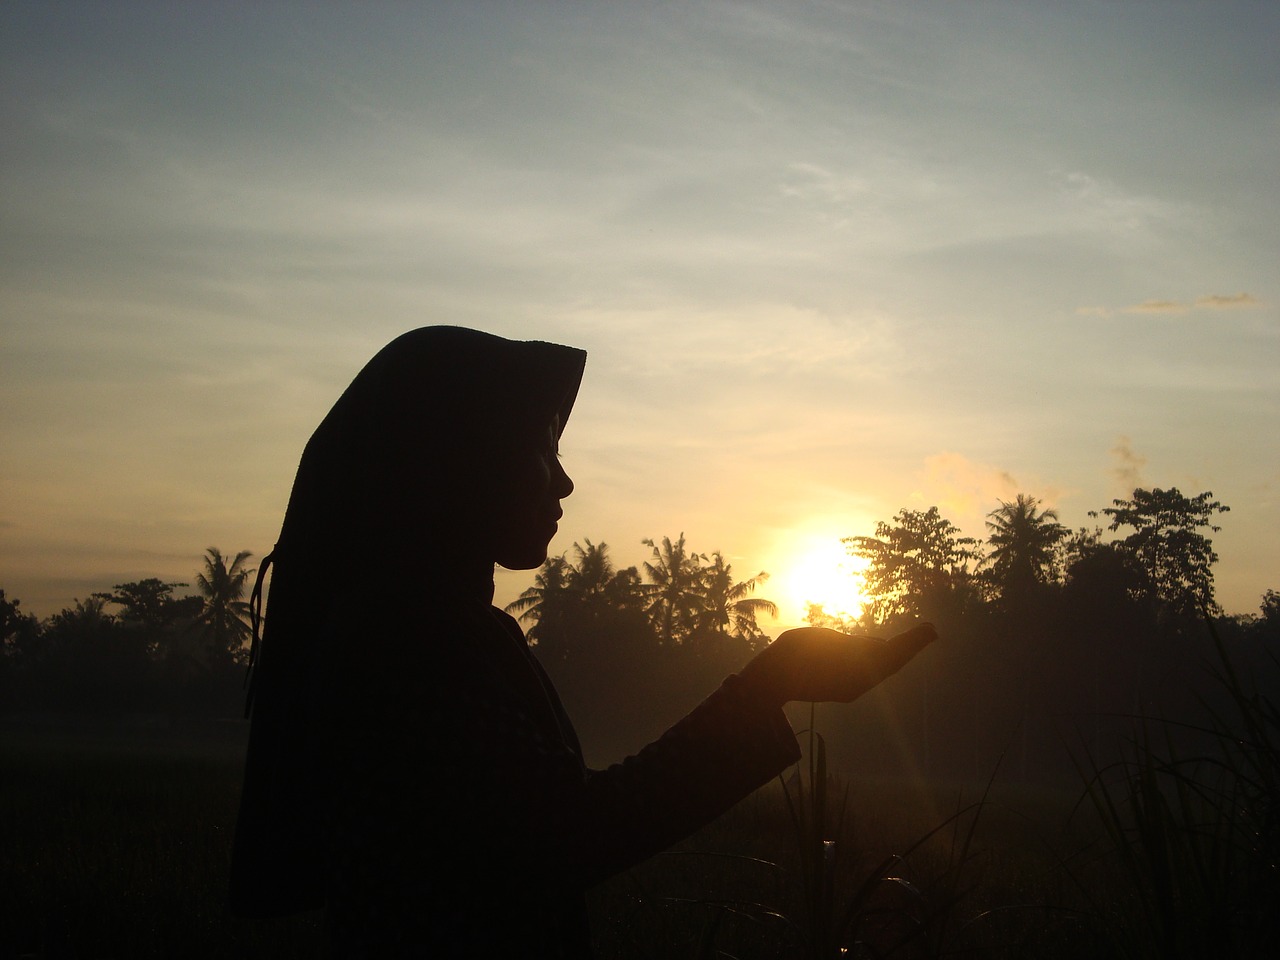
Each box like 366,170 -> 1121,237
781,536 -> 871,625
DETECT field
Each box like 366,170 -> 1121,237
1,719 -> 322,959
3,716 -> 1123,960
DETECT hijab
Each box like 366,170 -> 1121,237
278,326 -> 583,577
230,326 -> 586,917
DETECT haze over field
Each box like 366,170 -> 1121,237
2,1 -> 1276,624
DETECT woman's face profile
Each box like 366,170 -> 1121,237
491,415 -> 574,570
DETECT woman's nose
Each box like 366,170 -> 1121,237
554,460 -> 574,498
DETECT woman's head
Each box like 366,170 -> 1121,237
278,326 -> 586,577
486,412 -> 575,570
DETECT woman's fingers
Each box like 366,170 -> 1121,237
822,626 -> 932,701
740,622 -> 937,706
789,623 -> 937,703
884,622 -> 938,665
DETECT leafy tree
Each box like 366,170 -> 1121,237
1102,487 -> 1230,617
984,494 -> 1067,606
193,547 -> 255,665
1,589 -> 39,659
844,507 -> 982,624
34,596 -> 156,712
1058,526 -> 1155,645
602,564 -> 647,615
46,595 -> 116,632
1251,589 -> 1280,643
695,551 -> 776,649
641,533 -> 707,646
94,579 -> 199,634
1262,590 -> 1280,615
93,578 -> 202,670
1,589 -> 41,708
1261,589 -> 1280,627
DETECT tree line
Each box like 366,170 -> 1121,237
504,485 -> 1277,771
498,535 -> 784,756
803,486 -> 1278,782
0,535 -> 778,722
3,485 -> 1276,762
821,486 -> 1265,629
513,486 -> 1275,658
507,535 -> 776,655
1,548 -> 255,715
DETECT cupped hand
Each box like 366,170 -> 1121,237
738,623 -> 937,708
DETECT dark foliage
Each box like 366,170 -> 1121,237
506,536 -> 774,760
4,550 -> 255,719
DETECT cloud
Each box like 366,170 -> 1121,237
561,302 -> 901,386
1056,171 -> 1190,235
1084,293 -> 1262,317
1124,299 -> 1189,314
779,162 -> 870,207
1195,293 -> 1261,309
1109,436 -> 1147,494
918,452 -> 1020,518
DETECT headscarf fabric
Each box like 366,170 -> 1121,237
230,326 -> 586,917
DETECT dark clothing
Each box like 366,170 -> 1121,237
232,600 -> 799,957
228,328 -> 799,956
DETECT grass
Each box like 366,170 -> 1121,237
0,720 -> 322,960
6,624 -> 1274,960
5,719 -> 1059,960
1065,621 -> 1280,960
766,709 -> 994,959
587,711 -> 1093,960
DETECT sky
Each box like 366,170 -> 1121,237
2,1 -> 1277,628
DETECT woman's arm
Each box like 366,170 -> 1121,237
326,622 -> 934,900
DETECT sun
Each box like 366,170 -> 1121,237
781,537 -> 871,624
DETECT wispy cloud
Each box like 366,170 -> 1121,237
918,452 -> 1020,518
1109,436 -> 1147,494
1125,299 -> 1189,314
780,162 -> 870,206
1078,293 -> 1263,318
1056,170 -> 1190,235
1195,293 -> 1260,309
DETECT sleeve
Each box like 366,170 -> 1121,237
569,672 -> 801,885
327,657 -> 800,903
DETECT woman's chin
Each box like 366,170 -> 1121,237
496,544 -> 550,572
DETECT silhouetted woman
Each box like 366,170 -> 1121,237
229,326 -> 934,958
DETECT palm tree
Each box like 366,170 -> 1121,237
641,534 -> 706,646
195,547 -> 255,664
565,539 -> 647,621
506,554 -> 572,639
565,539 -> 614,597
508,541 -> 641,629
985,495 -> 1066,603
697,551 -> 777,648
507,543 -> 651,663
